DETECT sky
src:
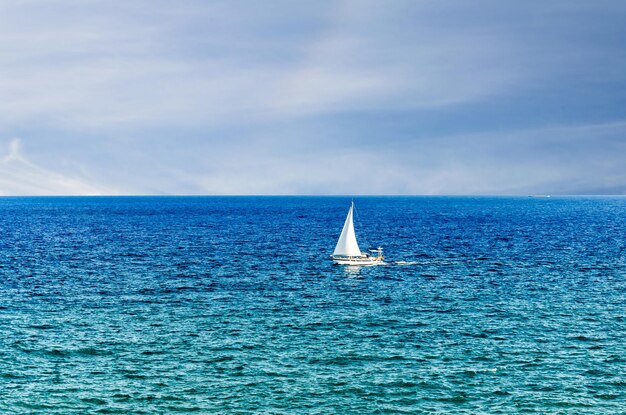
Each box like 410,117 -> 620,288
1,0 -> 625,195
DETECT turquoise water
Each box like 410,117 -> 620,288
1,196 -> 625,413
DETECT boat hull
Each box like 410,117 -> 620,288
331,256 -> 384,266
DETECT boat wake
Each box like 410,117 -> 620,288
390,261 -> 421,266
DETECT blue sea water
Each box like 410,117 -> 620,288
0,196 -> 625,414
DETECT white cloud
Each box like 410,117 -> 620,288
0,0 -> 538,130
392,121 -> 626,195
0,138 -> 114,195
0,1 -> 624,195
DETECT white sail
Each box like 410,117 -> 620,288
332,203 -> 362,257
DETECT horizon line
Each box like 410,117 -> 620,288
1,194 -> 625,198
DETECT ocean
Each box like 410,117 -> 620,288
0,196 -> 624,414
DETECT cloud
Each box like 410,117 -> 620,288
389,121 -> 626,195
0,1 -> 332,129
0,138 -> 113,195
0,0 -> 554,130
108,120 -> 622,196
0,1 -> 624,195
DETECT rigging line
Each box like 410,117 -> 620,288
353,201 -> 372,250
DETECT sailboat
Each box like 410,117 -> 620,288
331,202 -> 384,265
